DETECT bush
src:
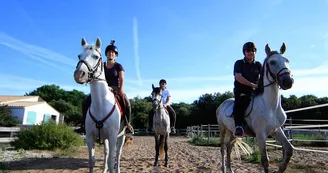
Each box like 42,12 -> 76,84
11,120 -> 84,150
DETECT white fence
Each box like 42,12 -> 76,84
186,119 -> 328,145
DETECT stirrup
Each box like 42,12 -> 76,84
233,126 -> 244,138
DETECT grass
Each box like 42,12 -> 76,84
188,136 -> 220,147
291,133 -> 328,147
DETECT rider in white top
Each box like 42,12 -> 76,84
148,79 -> 177,134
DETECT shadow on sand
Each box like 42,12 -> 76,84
6,157 -> 104,171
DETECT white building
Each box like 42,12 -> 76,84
0,96 -> 61,125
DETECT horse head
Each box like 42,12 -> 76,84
151,84 -> 163,109
263,43 -> 294,90
74,37 -> 103,84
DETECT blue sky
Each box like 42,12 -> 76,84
1,0 -> 328,103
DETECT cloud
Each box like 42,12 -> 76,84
283,76 -> 328,98
292,61 -> 328,76
0,74 -> 48,91
0,32 -> 75,72
132,17 -> 142,86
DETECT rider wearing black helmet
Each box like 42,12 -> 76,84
232,41 -> 262,138
79,40 -> 134,136
148,79 -> 177,134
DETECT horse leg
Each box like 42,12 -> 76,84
102,139 -> 109,173
115,134 -> 126,173
108,134 -> 118,173
226,131 -> 236,173
256,135 -> 269,173
219,124 -> 227,173
271,127 -> 293,173
86,135 -> 96,173
164,135 -> 169,167
154,134 -> 160,166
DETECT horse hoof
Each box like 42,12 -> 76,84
272,171 -> 279,173
154,162 -> 159,166
164,163 -> 168,167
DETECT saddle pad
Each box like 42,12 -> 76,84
224,101 -> 234,117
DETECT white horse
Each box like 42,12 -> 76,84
151,84 -> 170,167
216,43 -> 294,173
73,37 -> 126,173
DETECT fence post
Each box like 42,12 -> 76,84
289,117 -> 293,144
200,125 -> 203,138
207,124 -> 210,144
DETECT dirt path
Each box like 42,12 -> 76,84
4,136 -> 328,173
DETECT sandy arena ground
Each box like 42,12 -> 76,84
3,136 -> 328,173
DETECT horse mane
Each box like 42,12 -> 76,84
253,50 -> 279,96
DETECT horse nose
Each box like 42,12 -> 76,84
74,70 -> 86,83
281,77 -> 294,90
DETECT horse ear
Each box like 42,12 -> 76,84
265,44 -> 271,56
81,38 -> 87,46
152,84 -> 155,90
280,42 -> 286,54
95,37 -> 101,49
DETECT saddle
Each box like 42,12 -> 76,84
224,100 -> 256,137
224,98 -> 255,118
111,90 -> 127,117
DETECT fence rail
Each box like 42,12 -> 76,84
1,118 -> 328,144
186,119 -> 328,145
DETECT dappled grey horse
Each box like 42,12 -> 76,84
73,37 -> 126,173
151,84 -> 170,167
216,43 -> 294,173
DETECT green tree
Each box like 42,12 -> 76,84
25,84 -> 85,125
0,105 -> 21,127
130,97 -> 152,128
25,84 -> 66,102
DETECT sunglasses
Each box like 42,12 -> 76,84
245,49 -> 256,53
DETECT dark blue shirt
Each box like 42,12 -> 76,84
233,58 -> 262,94
104,62 -> 124,87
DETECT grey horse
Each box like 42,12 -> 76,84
216,43 -> 294,173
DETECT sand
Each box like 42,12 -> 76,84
4,136 -> 328,173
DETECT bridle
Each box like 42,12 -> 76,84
76,49 -> 105,83
152,91 -> 163,110
263,52 -> 291,88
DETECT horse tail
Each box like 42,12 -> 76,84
159,135 -> 165,159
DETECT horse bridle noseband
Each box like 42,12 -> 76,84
263,53 -> 291,88
76,49 -> 104,83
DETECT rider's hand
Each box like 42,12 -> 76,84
119,89 -> 124,95
251,83 -> 257,89
253,83 -> 258,89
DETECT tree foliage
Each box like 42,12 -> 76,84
0,105 -> 21,127
1,84 -> 323,128
25,84 -> 85,125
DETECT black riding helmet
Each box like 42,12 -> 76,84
105,40 -> 118,56
159,79 -> 167,85
242,42 -> 257,55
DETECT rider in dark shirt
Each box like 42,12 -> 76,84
79,40 -> 134,136
233,42 -> 262,138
